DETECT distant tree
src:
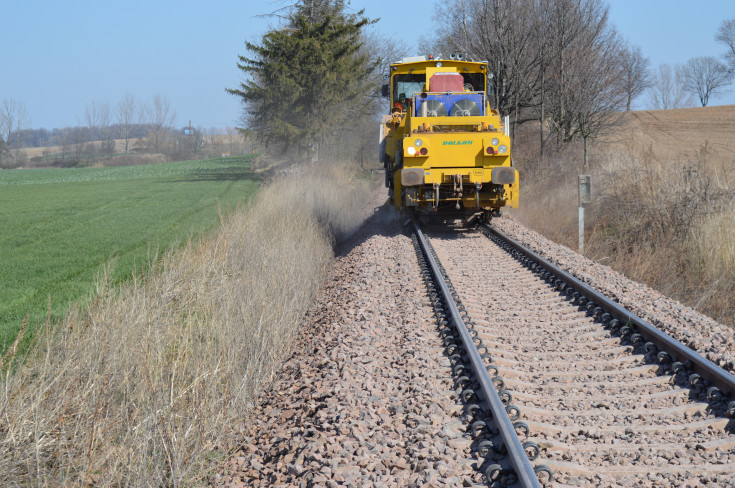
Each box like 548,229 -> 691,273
0,135 -> 6,168
1,98 -> 29,149
0,98 -> 29,168
85,100 -> 113,159
226,126 -> 251,154
0,112 -> 7,168
70,126 -> 87,165
680,56 -> 732,107
716,19 -> 735,72
227,0 -> 377,164
619,45 -> 651,111
116,94 -> 138,154
648,64 -> 693,109
144,95 -> 176,153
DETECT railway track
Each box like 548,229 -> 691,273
413,221 -> 735,487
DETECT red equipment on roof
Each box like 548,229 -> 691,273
429,72 -> 464,92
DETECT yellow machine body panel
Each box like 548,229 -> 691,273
380,56 -> 518,219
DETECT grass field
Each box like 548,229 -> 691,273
0,156 -> 259,349
0,168 -> 369,485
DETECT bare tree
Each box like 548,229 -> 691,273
98,102 -> 113,154
648,64 -> 693,109
84,100 -> 112,160
430,0 -> 627,167
70,126 -> 87,165
619,45 -> 651,111
529,0 -> 553,162
0,108 -> 9,168
0,99 -> 30,168
1,98 -> 29,149
716,19 -> 735,72
433,0 -> 540,139
680,56 -> 732,107
116,94 -> 138,154
567,31 -> 627,168
544,0 -> 614,145
224,126 -> 249,155
146,95 -> 176,154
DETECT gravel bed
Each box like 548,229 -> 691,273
427,229 -> 735,487
213,192 -> 482,487
492,216 -> 735,373
210,204 -> 735,487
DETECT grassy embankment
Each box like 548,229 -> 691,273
514,107 -> 735,327
0,156 -> 259,349
0,158 -> 371,485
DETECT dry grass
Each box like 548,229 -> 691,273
509,135 -> 584,248
0,168 -> 369,486
694,208 -> 735,279
515,127 -> 735,326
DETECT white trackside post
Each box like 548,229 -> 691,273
578,175 -> 591,255
578,206 -> 585,255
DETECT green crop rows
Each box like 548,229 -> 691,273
0,156 -> 259,349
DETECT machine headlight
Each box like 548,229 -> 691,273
492,138 -> 499,146
498,144 -> 507,154
407,146 -> 417,156
436,62 -> 443,67
415,139 -> 423,147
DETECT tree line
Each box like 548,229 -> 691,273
231,0 -> 735,169
9,1 -> 734,170
1,94 -> 173,151
10,124 -> 149,150
430,0 -> 735,168
0,94 -> 250,169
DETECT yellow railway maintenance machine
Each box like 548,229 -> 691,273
380,54 -> 518,222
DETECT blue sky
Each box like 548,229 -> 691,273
2,0 -> 735,130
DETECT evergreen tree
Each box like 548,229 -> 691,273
227,1 -> 377,164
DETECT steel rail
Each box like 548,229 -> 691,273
479,222 -> 735,397
413,222 -> 542,488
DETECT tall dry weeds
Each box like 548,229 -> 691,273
0,171 -> 368,486
515,141 -> 735,326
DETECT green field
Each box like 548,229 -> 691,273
0,156 -> 259,349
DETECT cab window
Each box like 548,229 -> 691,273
392,74 -> 424,102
